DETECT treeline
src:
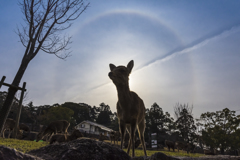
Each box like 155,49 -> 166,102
0,91 -> 240,154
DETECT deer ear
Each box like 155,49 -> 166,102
109,64 -> 116,71
127,60 -> 134,73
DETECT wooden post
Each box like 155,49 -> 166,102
0,76 -> 6,88
13,82 -> 26,138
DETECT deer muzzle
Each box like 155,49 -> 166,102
108,72 -> 114,78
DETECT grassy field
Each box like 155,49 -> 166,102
0,138 -> 48,153
104,140 -> 203,157
0,138 -> 204,158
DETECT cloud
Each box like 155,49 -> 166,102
89,23 -> 240,91
135,23 -> 240,72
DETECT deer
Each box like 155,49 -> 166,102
1,118 -> 22,139
110,131 -> 121,145
165,140 -> 175,152
98,132 -> 105,142
19,123 -> 30,133
175,141 -> 195,153
36,120 -> 70,142
108,60 -> 147,157
49,129 -> 83,144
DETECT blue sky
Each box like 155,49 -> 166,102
0,0 -> 240,119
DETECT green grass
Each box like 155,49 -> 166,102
0,138 -> 204,158
0,137 -> 48,153
104,140 -> 204,157
123,148 -> 204,157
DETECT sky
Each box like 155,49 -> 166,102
0,0 -> 240,119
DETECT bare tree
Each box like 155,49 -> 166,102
174,103 -> 196,143
0,0 -> 89,136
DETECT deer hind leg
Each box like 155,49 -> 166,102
2,129 -> 6,138
119,121 -> 126,149
129,121 -> 137,157
8,129 -> 12,138
137,120 -> 147,157
46,132 -> 53,142
132,122 -> 137,157
116,136 -> 118,145
64,128 -> 68,141
64,123 -> 70,140
126,126 -> 131,154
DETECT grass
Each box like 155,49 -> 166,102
125,148 -> 204,157
0,137 -> 48,153
103,140 -> 204,157
0,138 -> 204,158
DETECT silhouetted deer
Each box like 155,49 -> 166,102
1,118 -> 22,139
36,120 -> 70,142
49,129 -> 83,144
108,60 -> 147,157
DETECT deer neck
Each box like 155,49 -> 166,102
115,83 -> 131,103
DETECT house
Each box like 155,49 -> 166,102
75,120 -> 113,136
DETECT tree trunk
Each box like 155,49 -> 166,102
0,60 -> 30,135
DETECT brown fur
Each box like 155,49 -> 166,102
175,141 -> 186,152
1,118 -> 22,139
110,131 -> 120,145
175,141 -> 194,153
108,60 -> 147,157
99,132 -> 104,141
19,123 -> 30,133
165,140 -> 175,151
49,129 -> 83,144
36,120 -> 70,142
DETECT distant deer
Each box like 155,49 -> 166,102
108,60 -> 147,157
99,132 -> 105,142
110,131 -> 121,145
19,123 -> 30,133
36,120 -> 70,142
1,118 -> 22,139
165,140 -> 175,151
175,141 -> 195,153
49,129 -> 83,144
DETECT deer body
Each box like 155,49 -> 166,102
36,120 -> 70,142
1,118 -> 22,139
49,129 -> 83,144
110,131 -> 120,145
19,123 -> 30,133
108,60 -> 147,157
165,140 -> 175,152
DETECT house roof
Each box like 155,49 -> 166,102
77,120 -> 113,132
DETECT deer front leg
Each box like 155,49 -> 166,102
119,120 -> 126,149
138,120 -> 147,156
126,127 -> 131,155
8,129 -> 12,138
2,129 -> 6,138
130,121 -> 137,157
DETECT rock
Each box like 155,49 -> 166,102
28,138 -> 131,160
149,152 -> 180,160
0,145 -> 42,160
132,152 -> 180,160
